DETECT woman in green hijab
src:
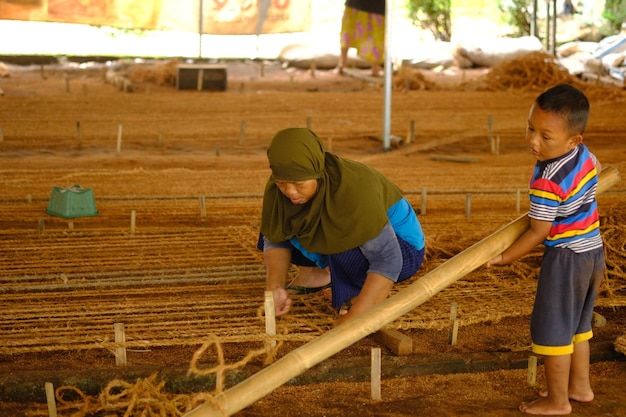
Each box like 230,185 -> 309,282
259,128 -> 425,326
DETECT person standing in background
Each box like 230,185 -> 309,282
562,0 -> 577,16
338,0 -> 386,77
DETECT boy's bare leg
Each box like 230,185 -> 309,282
289,266 -> 330,288
538,340 -> 594,402
568,340 -> 595,401
520,355 -> 572,415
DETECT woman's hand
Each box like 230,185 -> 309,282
333,272 -> 393,327
273,287 -> 292,317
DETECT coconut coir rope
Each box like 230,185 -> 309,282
26,333 -> 286,417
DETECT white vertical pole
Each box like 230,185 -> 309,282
382,0 -> 392,151
550,0 -> 557,55
198,0 -> 203,59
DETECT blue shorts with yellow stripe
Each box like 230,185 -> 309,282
530,246 -> 604,356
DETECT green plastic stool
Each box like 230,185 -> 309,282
46,185 -> 99,219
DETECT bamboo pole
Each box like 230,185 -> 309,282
183,166 -> 620,417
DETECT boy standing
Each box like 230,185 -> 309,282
487,84 -> 604,415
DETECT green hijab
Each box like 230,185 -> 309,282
260,128 -> 403,254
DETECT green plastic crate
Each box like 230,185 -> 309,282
45,185 -> 98,219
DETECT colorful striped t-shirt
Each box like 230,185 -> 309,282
528,143 -> 602,253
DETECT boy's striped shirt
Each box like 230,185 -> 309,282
529,143 -> 602,253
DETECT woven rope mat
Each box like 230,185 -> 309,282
2,207 -> 624,355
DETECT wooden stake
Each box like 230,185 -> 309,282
465,194 -> 472,218
516,189 -> 521,213
45,382 -> 57,417
487,114 -> 493,143
238,120 -> 247,145
196,69 -> 203,91
527,355 -> 538,386
371,348 -> 381,401
65,75 -> 70,93
429,155 -> 480,163
306,116 -> 312,130
448,302 -> 459,345
327,137 -> 333,153
76,121 -> 81,142
421,187 -> 427,215
592,311 -> 607,327
309,61 -> 316,78
182,167 -> 621,417
199,196 -> 207,218
114,323 -> 127,366
116,124 -> 123,155
38,216 -> 45,236
370,328 -> 412,355
450,320 -> 459,346
264,290 -> 277,351
215,142 -> 220,156
409,119 -> 415,144
130,210 -> 136,235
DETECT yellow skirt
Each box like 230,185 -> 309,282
340,6 -> 385,65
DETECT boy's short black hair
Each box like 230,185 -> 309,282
535,84 -> 590,135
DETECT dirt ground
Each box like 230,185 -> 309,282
0,58 -> 625,416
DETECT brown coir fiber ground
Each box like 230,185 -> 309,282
0,54 -> 625,416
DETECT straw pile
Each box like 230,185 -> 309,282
393,66 -> 437,91
463,51 -> 625,101
129,59 -> 180,86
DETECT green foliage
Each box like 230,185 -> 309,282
405,0 -> 452,41
603,0 -> 626,33
497,0 -> 532,37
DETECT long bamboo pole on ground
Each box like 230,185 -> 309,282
184,166 -> 621,417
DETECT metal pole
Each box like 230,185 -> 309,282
198,0 -> 203,59
382,0 -> 392,151
531,0 -> 538,37
545,0 -> 550,51
551,0 -> 557,55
